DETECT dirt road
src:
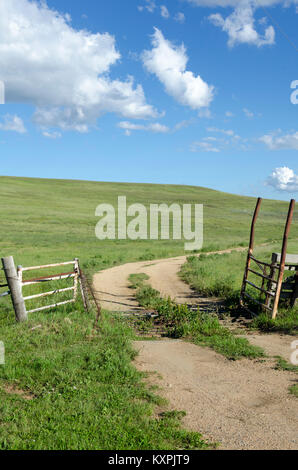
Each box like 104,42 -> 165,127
93,247 -> 295,360
93,247 -> 246,312
93,248 -> 298,450
134,340 -> 298,450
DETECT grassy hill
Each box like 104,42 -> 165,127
1,175 -> 298,273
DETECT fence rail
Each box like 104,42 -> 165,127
1,256 -> 102,324
18,259 -> 79,314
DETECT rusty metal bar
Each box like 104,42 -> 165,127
247,268 -> 277,283
250,256 -> 278,269
22,272 -> 75,286
272,199 -> 296,319
240,198 -> 262,307
242,292 -> 272,311
245,279 -> 275,296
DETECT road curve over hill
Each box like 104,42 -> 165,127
93,246 -> 246,313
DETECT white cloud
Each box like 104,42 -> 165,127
198,108 -> 212,118
142,28 -> 214,110
118,121 -> 170,136
174,12 -> 186,23
191,127 -> 246,153
161,6 -> 170,18
190,140 -> 220,152
0,114 -> 26,133
185,1 -> 291,6
225,110 -> 235,117
207,127 -> 235,136
243,108 -> 254,118
260,130 -> 298,150
173,119 -> 194,131
266,167 -> 298,191
209,1 -> 275,47
0,0 -> 158,133
259,16 -> 268,25
119,119 -> 195,135
185,1 -> 298,47
42,130 -> 62,139
138,1 -> 157,13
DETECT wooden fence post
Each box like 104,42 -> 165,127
1,256 -> 27,322
265,253 -> 278,310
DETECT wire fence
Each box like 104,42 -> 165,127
0,256 -> 102,325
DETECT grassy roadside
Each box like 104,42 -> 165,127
0,300 -> 210,450
128,274 -> 264,360
179,245 -> 298,334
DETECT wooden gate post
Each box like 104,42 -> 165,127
272,199 -> 295,320
1,256 -> 27,322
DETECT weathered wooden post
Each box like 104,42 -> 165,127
1,256 -> 27,322
265,253 -> 278,310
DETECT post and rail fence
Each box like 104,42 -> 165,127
18,259 -> 80,314
0,256 -> 99,323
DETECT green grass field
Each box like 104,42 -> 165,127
1,175 -> 298,273
1,175 -> 298,449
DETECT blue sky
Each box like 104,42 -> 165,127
0,0 -> 298,200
